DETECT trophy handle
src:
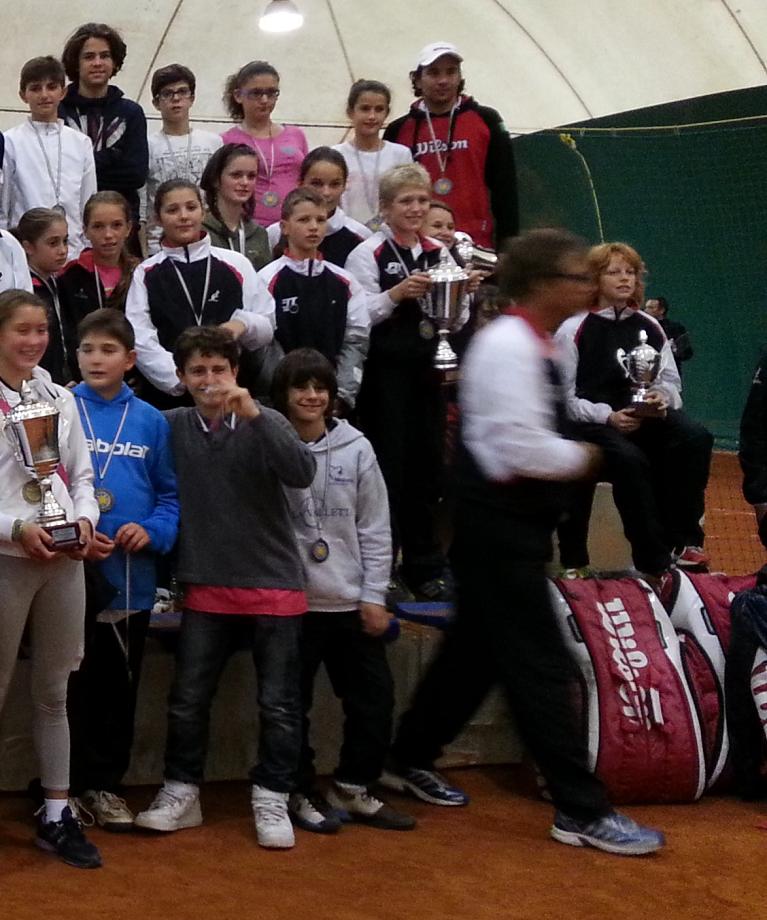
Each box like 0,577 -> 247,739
616,348 -> 630,378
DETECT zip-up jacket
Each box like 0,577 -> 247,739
58,247 -> 135,321
125,233 -> 275,395
384,94 -> 517,249
59,84 -> 149,219
0,230 -> 33,293
346,227 -> 467,363
0,368 -> 99,554
555,306 -> 682,423
259,253 -> 369,407
267,206 -> 371,268
0,119 -> 96,258
73,381 -> 179,610
32,271 -> 78,385
204,212 -> 271,272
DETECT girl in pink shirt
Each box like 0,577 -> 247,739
221,61 -> 308,227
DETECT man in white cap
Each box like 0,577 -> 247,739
384,41 -> 517,250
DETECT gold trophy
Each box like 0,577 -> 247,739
616,330 -> 663,418
6,381 -> 82,549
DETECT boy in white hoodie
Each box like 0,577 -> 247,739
274,348 -> 415,833
1,57 -> 97,259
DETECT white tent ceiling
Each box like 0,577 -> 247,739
1,0 -> 766,142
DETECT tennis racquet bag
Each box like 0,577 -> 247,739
550,576 -> 706,803
666,570 -> 756,790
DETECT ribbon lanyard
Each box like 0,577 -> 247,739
172,254 -> 211,326
352,142 -> 382,216
195,410 -> 236,433
227,223 -> 246,255
162,130 -> 194,177
30,119 -> 63,206
254,131 -> 275,191
78,398 -> 130,485
423,103 -> 457,179
386,237 -> 424,279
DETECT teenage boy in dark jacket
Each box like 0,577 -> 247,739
59,23 -> 148,232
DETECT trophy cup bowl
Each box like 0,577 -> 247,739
455,235 -> 499,275
616,329 -> 663,418
424,249 -> 469,373
6,381 -> 82,550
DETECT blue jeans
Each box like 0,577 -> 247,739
164,611 -> 302,792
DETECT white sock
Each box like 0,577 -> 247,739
44,798 -> 67,823
164,779 -> 198,797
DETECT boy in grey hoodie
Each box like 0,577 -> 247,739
274,348 -> 415,833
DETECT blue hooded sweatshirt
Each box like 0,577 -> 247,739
74,381 -> 179,610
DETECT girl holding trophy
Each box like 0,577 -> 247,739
0,289 -> 101,868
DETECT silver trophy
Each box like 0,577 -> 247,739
423,249 -> 469,372
455,234 -> 499,275
5,381 -> 82,549
616,329 -> 663,418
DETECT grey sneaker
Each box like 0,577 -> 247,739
326,781 -> 416,831
252,785 -> 295,849
134,784 -> 202,832
551,810 -> 665,856
288,791 -> 341,834
80,790 -> 134,833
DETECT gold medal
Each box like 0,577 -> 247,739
22,480 -> 42,504
419,318 -> 436,340
367,215 -> 383,233
95,488 -> 115,512
262,190 -> 280,208
434,177 -> 453,195
310,538 -> 330,563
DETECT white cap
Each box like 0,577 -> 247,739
414,42 -> 463,70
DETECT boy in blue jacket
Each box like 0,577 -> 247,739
68,308 -> 179,830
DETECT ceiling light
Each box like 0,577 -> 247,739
259,0 -> 304,32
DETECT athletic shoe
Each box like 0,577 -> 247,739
414,577 -> 454,603
560,566 -> 594,580
326,781 -> 416,830
386,574 -> 415,610
252,786 -> 295,848
35,805 -> 102,869
288,791 -> 342,834
134,784 -> 202,832
673,546 -> 709,571
550,810 -> 665,856
380,766 -> 470,806
80,790 -> 134,833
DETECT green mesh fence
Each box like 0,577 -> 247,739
514,85 -> 767,449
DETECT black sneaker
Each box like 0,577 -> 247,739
288,791 -> 342,834
326,781 -> 416,831
414,577 -> 454,603
35,805 -> 103,869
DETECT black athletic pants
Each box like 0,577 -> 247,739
558,409 -> 713,573
391,502 -> 611,822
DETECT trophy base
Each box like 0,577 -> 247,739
630,401 -> 664,419
44,520 -> 82,551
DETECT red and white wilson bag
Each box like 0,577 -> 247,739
549,576 -> 706,803
666,570 -> 756,790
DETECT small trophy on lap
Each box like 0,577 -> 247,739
5,381 -> 82,550
616,330 -> 663,418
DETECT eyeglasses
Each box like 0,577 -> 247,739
240,88 -> 280,100
542,272 -> 594,283
158,87 -> 193,101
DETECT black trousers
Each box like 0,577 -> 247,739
297,611 -> 394,790
357,359 -> 446,587
68,610 -> 151,795
558,409 -> 713,573
391,502 -> 611,823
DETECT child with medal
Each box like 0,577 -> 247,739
0,288 -> 101,869
134,325 -> 314,849
345,163 -> 469,601
69,308 -> 179,832
266,147 -> 371,268
221,61 -> 308,227
333,79 -> 413,232
273,348 -> 414,833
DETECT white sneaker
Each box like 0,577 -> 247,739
80,790 -> 135,833
134,784 -> 202,832
251,785 -> 294,849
